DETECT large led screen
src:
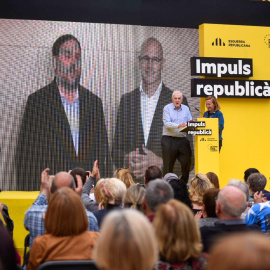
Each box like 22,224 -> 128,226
0,19 -> 199,190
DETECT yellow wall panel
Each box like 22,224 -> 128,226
199,24 -> 270,189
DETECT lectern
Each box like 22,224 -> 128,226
195,118 -> 219,176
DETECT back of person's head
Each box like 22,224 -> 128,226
208,232 -> 270,270
227,179 -> 250,202
153,199 -> 202,262
124,185 -> 145,212
247,173 -> 267,193
144,166 -> 162,185
164,173 -> 192,209
94,209 -> 158,270
0,225 -> 17,270
94,178 -> 108,205
51,172 -> 75,193
206,172 -> 220,189
145,180 -> 174,212
244,168 -> 259,182
114,168 -> 135,188
203,188 -> 219,218
190,173 -> 214,205
101,178 -> 127,206
45,187 -> 88,236
217,186 -> 247,218
70,167 -> 87,186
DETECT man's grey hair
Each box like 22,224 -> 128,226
217,188 -> 247,218
247,173 -> 267,193
145,179 -> 174,212
172,90 -> 183,99
227,179 -> 249,202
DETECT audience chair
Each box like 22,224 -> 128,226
37,260 -> 99,270
23,233 -> 30,266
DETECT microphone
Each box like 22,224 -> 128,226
195,107 -> 204,116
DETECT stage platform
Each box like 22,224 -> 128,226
0,191 -> 39,260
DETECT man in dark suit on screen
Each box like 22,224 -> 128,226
112,37 -> 190,181
16,34 -> 111,190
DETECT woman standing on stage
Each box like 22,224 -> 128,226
203,96 -> 224,152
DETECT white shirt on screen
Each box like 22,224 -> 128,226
140,81 -> 162,146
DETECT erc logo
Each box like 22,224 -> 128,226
212,38 -> 226,46
264,34 -> 270,48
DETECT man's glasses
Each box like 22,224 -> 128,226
139,56 -> 163,64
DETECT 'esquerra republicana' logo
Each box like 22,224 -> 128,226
264,34 -> 270,48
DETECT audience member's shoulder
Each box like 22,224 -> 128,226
85,230 -> 99,240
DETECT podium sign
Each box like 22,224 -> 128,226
195,118 -> 219,176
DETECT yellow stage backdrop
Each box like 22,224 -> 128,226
199,24 -> 270,188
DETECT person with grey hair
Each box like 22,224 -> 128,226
227,179 -> 250,219
162,90 -> 192,183
112,37 -> 190,183
24,168 -> 99,249
92,178 -> 127,227
200,186 -> 260,252
142,179 -> 174,222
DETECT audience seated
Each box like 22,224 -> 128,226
189,173 -> 214,215
144,166 -> 162,186
244,168 -> 270,200
153,199 -> 206,270
196,188 -> 219,227
124,185 -> 145,212
245,186 -> 270,232
0,225 -> 18,270
114,168 -> 135,188
143,179 -> 174,222
207,232 -> 270,270
200,186 -> 260,253
206,172 -> 220,189
24,169 -> 98,248
27,187 -> 99,270
94,209 -> 158,270
164,173 -> 192,209
92,178 -> 126,227
246,173 -> 268,205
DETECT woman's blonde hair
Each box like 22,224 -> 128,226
114,168 -> 135,188
99,178 -> 127,206
124,185 -> 145,212
153,199 -> 202,262
94,178 -> 108,206
94,209 -> 158,270
45,187 -> 88,236
189,173 -> 214,205
206,96 -> 220,111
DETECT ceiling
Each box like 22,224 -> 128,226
1,0 -> 270,28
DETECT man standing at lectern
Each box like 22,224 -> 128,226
16,34 -> 110,190
162,90 -> 192,184
112,37 -> 189,181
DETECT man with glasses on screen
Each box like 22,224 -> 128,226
16,34 -> 110,190
112,37 -> 189,182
